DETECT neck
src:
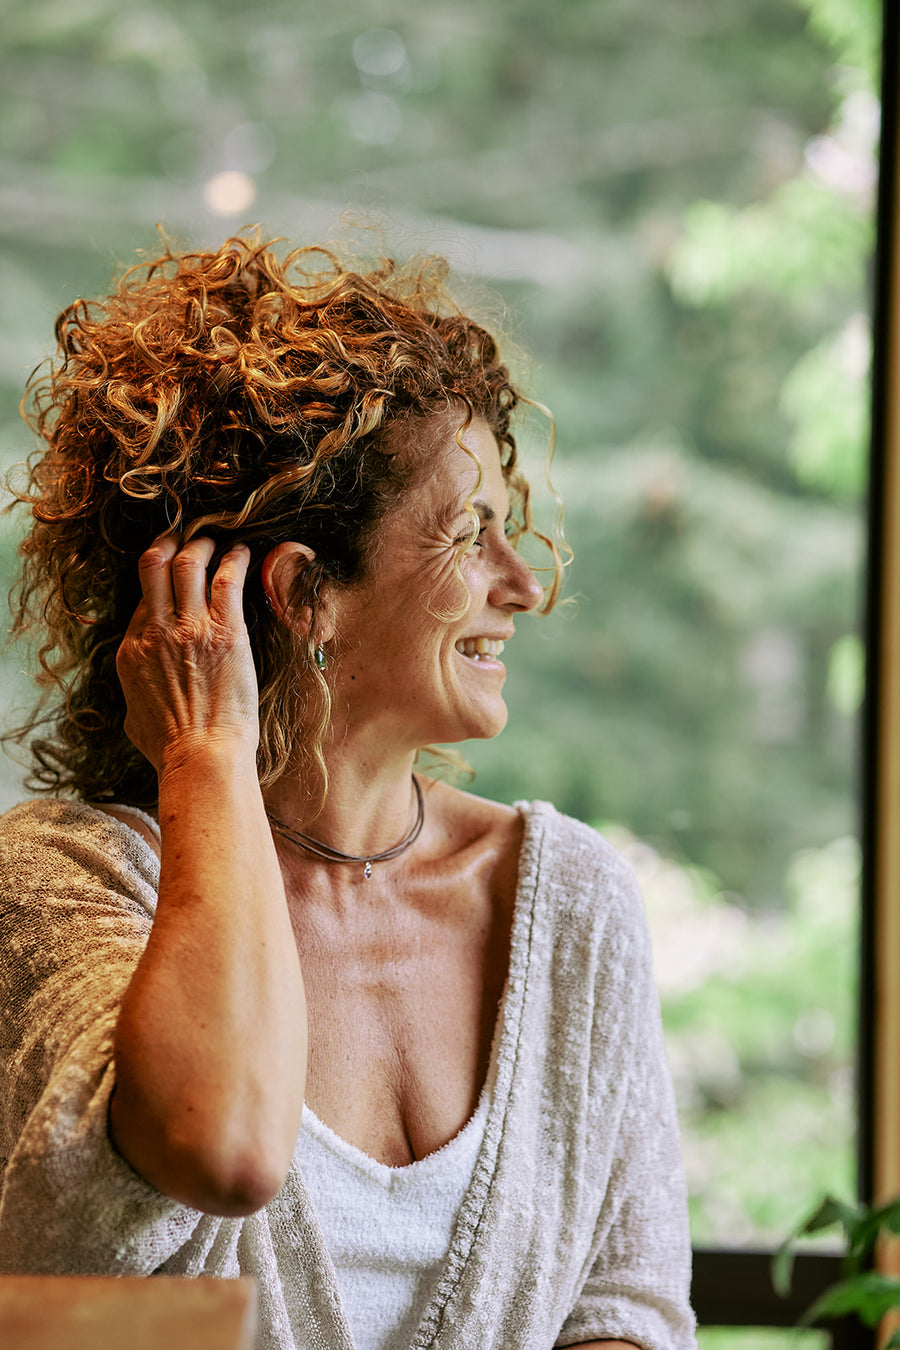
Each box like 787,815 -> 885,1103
263,744 -> 423,863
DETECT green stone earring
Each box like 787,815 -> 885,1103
314,644 -> 327,671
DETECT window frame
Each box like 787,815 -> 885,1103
862,0 -> 900,1218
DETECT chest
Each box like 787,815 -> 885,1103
290,876 -> 510,1166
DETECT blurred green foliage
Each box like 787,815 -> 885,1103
612,827 -> 857,1245
699,1333 -> 827,1350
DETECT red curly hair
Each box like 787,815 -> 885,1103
7,234 -> 562,807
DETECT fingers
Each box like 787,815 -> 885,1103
137,534 -> 249,623
137,533 -> 180,620
171,536 -> 217,615
209,543 -> 251,627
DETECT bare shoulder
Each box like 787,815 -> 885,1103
421,776 -> 519,837
419,778 -> 523,890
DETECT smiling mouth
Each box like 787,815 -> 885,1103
455,638 -> 505,661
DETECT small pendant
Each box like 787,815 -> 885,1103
363,860 -> 372,879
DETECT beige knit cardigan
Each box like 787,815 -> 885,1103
0,797 -> 696,1350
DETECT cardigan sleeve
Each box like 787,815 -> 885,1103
0,800 -> 231,1273
555,844 -> 696,1350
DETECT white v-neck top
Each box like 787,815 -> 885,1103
296,1096 -> 490,1350
296,987 -> 503,1350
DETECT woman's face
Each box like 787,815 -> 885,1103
326,416 -> 544,755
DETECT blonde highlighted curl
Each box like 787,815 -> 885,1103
7,233 -> 564,807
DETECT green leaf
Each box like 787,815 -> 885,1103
772,1243 -> 796,1300
804,1195 -> 861,1235
805,1273 -> 900,1326
773,1195 -> 860,1297
868,1199 -> 900,1236
844,1199 -> 900,1269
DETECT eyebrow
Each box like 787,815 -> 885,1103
453,500 -> 511,524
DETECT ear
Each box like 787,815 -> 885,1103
260,542 -> 336,643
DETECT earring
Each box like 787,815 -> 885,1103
314,643 -> 327,671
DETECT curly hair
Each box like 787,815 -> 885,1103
6,233 -> 563,807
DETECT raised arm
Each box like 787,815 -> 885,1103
109,534 -> 307,1217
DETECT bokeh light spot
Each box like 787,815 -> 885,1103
203,170 -> 256,216
352,28 -> 407,78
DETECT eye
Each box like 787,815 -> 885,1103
454,523 -> 487,549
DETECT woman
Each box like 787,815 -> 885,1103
0,235 -> 695,1349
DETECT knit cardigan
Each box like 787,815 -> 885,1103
0,797 -> 696,1350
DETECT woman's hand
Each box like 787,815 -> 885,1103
116,534 -> 258,773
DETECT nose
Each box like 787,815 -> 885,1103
491,543 -> 544,613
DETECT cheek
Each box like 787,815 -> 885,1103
418,547 -> 473,623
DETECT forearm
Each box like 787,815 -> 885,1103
110,740 -> 307,1216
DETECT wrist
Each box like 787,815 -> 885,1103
158,732 -> 260,787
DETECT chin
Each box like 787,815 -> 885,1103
418,691 -> 509,747
456,702 -> 509,743
482,707 -> 509,739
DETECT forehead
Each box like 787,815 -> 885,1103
408,416 -> 507,514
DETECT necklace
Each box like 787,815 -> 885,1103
266,776 -> 425,879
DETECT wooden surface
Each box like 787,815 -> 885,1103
0,1276 -> 256,1350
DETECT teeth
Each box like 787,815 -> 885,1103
455,638 -> 505,660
